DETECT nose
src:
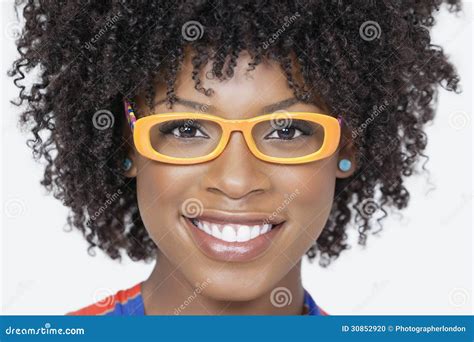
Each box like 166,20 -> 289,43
204,131 -> 270,200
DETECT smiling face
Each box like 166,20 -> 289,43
125,49 -> 355,301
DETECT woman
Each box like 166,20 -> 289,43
8,0 -> 461,315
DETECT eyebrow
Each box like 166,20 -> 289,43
152,97 -> 302,114
153,98 -> 216,112
262,98 -> 301,113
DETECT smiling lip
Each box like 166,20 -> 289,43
182,210 -> 285,263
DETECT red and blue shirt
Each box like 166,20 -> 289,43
67,283 -> 329,316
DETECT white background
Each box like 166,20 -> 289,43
1,1 -> 472,315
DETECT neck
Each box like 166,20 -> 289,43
141,252 -> 305,315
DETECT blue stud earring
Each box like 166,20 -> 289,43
338,159 -> 352,172
122,158 -> 133,172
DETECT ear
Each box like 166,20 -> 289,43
335,128 -> 357,179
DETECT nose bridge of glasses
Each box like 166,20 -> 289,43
224,118 -> 253,133
216,119 -> 257,157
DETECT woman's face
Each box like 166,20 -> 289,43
127,50 -> 355,301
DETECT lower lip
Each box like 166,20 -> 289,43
182,216 -> 285,263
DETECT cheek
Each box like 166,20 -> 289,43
281,158 -> 337,242
135,162 -> 199,250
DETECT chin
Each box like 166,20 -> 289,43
183,267 -> 275,302
199,282 -> 269,302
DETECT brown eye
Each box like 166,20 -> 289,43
266,127 -> 303,140
264,120 -> 314,140
159,120 -> 209,138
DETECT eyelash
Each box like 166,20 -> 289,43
158,120 -> 208,138
265,121 -> 314,139
157,119 -> 316,140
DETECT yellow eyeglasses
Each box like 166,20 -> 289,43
123,99 -> 341,165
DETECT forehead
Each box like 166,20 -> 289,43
164,48 -> 302,111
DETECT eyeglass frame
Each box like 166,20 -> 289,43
123,99 -> 342,165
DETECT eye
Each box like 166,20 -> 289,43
159,120 -> 209,139
265,127 -> 304,140
264,120 -> 316,140
171,125 -> 207,138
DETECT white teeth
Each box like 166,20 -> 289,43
250,225 -> 260,239
203,223 -> 212,235
221,225 -> 237,242
262,224 -> 272,234
210,223 -> 219,234
191,218 -> 277,243
211,224 -> 221,239
236,225 -> 251,242
196,220 -> 204,230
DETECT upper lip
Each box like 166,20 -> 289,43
183,209 -> 285,226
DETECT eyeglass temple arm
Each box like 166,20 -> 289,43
123,99 -> 343,130
124,99 -> 137,130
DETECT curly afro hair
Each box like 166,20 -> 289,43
9,0 -> 461,266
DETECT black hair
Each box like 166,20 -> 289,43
9,0 -> 461,266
